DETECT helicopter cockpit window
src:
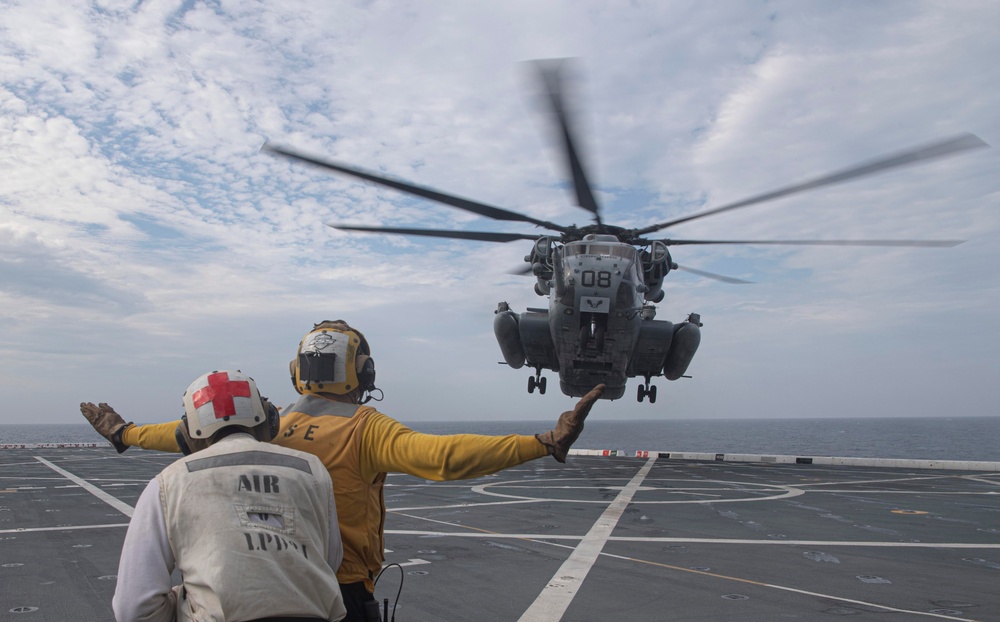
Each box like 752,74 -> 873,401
563,242 -> 637,261
613,246 -> 637,261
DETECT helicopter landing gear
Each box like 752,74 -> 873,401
636,379 -> 657,403
528,370 -> 547,395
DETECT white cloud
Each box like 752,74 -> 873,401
0,0 -> 997,427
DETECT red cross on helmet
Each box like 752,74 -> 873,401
182,370 -> 267,439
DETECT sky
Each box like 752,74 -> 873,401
1,0 -> 998,425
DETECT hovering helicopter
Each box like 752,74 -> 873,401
265,61 -> 987,403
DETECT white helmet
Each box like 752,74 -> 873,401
182,370 -> 268,440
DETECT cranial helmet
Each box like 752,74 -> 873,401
291,320 -> 377,401
181,370 -> 280,442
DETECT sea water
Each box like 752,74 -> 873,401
5,417 -> 999,461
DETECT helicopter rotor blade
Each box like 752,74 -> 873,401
328,224 -> 538,243
264,143 -> 572,234
633,133 -> 989,236
662,239 -> 964,247
674,265 -> 753,284
535,60 -> 603,225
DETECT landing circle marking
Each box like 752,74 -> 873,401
471,477 -> 804,505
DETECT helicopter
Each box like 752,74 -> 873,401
264,61 -> 987,403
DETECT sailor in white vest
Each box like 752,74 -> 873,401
113,370 -> 347,622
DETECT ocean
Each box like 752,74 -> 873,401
3,417 -> 1000,461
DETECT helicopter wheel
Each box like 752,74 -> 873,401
636,384 -> 645,403
528,376 -> 536,394
648,384 -> 657,404
538,376 -> 547,394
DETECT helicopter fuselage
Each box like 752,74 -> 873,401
494,234 -> 702,401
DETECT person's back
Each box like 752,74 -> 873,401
272,399 -> 385,591
157,435 -> 342,621
110,370 -> 347,622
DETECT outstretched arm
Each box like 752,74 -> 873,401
80,402 -> 183,453
122,422 -> 183,453
360,384 -> 604,481
361,413 -> 547,482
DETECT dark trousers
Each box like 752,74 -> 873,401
340,581 -> 379,622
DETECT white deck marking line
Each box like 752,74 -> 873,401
796,474 -> 956,487
592,550 -> 981,622
963,475 -> 1000,486
390,498 -> 549,512
517,457 -> 656,622
34,457 -> 135,517
383,531 -> 1000,548
804,490 -> 999,495
1,523 -> 129,534
755,585 -> 974,620
472,476 -> 803,505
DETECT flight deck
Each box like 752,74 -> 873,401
2,447 -> 999,621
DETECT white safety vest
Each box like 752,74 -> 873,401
157,434 -> 346,621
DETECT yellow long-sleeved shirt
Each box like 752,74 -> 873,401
122,395 -> 548,588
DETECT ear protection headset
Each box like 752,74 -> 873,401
261,398 -> 281,440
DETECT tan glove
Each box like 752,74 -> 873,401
80,402 -> 133,454
536,384 -> 605,463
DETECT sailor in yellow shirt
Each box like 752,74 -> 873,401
82,320 -> 604,622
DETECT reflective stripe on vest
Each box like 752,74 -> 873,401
186,450 -> 314,474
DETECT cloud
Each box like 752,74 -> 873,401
0,1 -> 998,427
0,228 -> 150,313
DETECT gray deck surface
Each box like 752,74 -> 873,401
2,448 -> 999,621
